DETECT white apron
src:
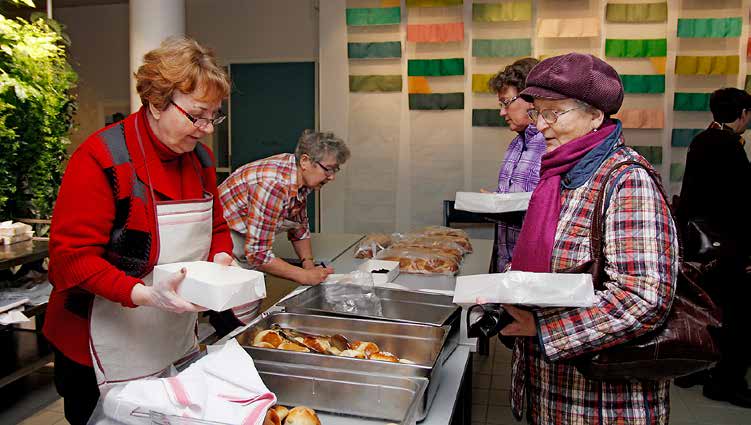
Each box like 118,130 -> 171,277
89,115 -> 214,385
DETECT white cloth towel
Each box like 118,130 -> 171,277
90,339 -> 276,425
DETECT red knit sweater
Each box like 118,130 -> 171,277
43,108 -> 233,366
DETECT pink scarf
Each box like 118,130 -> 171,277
511,123 -> 616,272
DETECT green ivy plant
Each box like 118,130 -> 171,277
0,0 -> 77,222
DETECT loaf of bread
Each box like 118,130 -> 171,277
377,246 -> 460,275
252,341 -> 275,349
338,349 -> 366,359
263,408 -> 281,425
277,341 -> 310,352
285,406 -> 321,425
354,233 -> 393,259
369,351 -> 399,362
271,405 -> 288,422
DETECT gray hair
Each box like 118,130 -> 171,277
294,129 -> 351,165
574,99 -> 604,117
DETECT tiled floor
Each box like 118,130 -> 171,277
3,338 -> 751,424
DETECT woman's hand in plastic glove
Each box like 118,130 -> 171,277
130,268 -> 208,313
212,252 -> 234,266
499,304 -> 537,336
298,266 -> 334,285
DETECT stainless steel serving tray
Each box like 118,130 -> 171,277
256,360 -> 428,425
277,284 -> 461,327
235,312 -> 453,420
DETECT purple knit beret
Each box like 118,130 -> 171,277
519,53 -> 624,115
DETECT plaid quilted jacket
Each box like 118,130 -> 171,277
509,139 -> 679,425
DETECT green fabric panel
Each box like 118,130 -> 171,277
605,2 -> 667,23
605,39 -> 667,58
349,75 -> 403,92
673,92 -> 710,111
406,0 -> 462,6
409,93 -> 464,110
346,7 -> 401,26
631,146 -> 663,165
677,17 -> 742,38
621,75 -> 665,93
408,58 -> 464,76
671,128 -> 702,147
348,42 -> 401,59
670,163 -> 686,182
472,39 -> 533,57
472,2 -> 532,22
472,109 -> 509,127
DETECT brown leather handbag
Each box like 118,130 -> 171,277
572,160 -> 722,381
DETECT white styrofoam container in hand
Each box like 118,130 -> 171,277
153,261 -> 266,311
454,191 -> 532,213
358,259 -> 400,285
453,271 -> 594,307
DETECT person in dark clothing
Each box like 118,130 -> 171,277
674,87 -> 751,408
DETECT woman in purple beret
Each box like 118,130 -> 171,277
497,53 -> 679,424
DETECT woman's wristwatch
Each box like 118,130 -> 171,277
300,256 -> 315,265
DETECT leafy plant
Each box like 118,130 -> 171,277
0,0 -> 77,222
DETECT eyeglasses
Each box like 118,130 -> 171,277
498,95 -> 520,109
527,107 -> 582,124
316,161 -> 339,176
170,100 -> 227,129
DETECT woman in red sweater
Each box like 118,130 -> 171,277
43,36 -> 234,425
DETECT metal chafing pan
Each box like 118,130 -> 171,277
277,284 -> 461,327
148,361 -> 427,425
235,311 -> 454,420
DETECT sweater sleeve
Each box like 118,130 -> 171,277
48,146 -> 139,307
200,147 -> 233,260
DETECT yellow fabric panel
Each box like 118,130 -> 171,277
472,74 -> 495,93
674,55 -> 739,75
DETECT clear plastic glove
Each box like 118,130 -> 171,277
298,266 -> 334,285
130,268 -> 207,313
213,252 -> 234,266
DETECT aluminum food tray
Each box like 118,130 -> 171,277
277,284 -> 461,328
148,361 -> 427,425
235,312 -> 453,420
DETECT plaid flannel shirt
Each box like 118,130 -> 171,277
509,146 -> 678,424
219,153 -> 311,268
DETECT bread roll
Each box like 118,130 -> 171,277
369,351 -> 399,362
398,358 -> 415,364
338,349 -> 366,359
263,408 -> 281,425
277,341 -> 310,352
252,341 -> 275,349
271,405 -> 288,421
351,341 -> 380,357
285,406 -> 321,425
253,330 -> 284,348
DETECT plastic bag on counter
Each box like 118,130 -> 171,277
412,226 -> 473,253
376,246 -> 461,276
353,233 -> 395,259
0,280 -> 52,306
391,234 -> 468,258
321,271 -> 383,316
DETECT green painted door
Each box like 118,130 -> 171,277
229,62 -> 316,230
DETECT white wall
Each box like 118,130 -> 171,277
55,0 -> 320,152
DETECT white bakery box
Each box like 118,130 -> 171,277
454,191 -> 532,213
154,261 -> 266,311
357,259 -> 400,285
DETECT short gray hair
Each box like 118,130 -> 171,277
574,99 -> 604,117
294,130 -> 351,165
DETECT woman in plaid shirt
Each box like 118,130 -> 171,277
499,53 -> 678,424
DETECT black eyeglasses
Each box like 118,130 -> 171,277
170,100 -> 227,129
315,161 -> 339,176
527,107 -> 581,124
499,95 -> 520,109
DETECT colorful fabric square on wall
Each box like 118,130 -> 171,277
621,75 -> 665,93
671,128 -> 702,147
472,109 -> 509,127
605,2 -> 667,23
409,93 -> 464,110
674,56 -> 739,75
408,58 -> 464,76
677,17 -> 742,38
349,75 -> 403,92
673,93 -> 711,111
348,42 -> 401,59
472,2 -> 532,22
605,39 -> 667,58
407,23 -> 464,43
472,39 -> 532,57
